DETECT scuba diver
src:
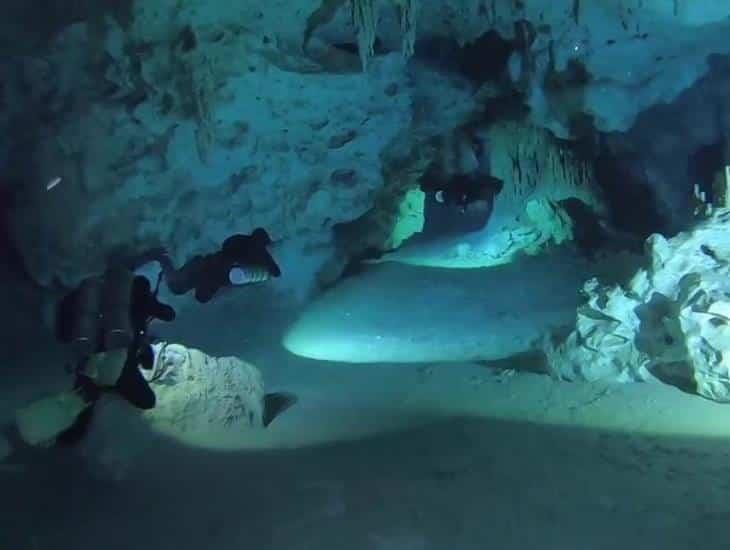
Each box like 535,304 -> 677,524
414,170 -> 505,236
6,268 -> 176,450
422,172 -> 504,214
0,229 -> 293,462
56,268 -> 176,408
160,228 -> 281,303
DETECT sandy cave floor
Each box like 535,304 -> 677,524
1,265 -> 730,550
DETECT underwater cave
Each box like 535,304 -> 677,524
2,1 -> 730,549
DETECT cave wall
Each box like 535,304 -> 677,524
1,0 -> 730,297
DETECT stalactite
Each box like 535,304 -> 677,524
351,0 -> 377,70
351,0 -> 419,71
572,0 -> 581,24
394,0 -> 419,60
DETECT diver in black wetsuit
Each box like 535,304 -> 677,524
162,228 -> 282,303
0,268 -> 176,455
422,172 -> 504,214
50,268 -> 176,443
0,232 -> 288,456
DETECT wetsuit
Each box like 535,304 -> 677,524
427,173 -> 504,212
164,228 -> 281,303
54,268 -> 175,443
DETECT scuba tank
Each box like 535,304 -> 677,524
59,268 -> 136,356
67,277 -> 104,357
100,267 -> 135,351
14,269 -> 171,450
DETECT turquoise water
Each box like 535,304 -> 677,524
3,2 -> 730,548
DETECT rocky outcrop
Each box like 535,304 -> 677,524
3,0 -> 730,293
0,2 -> 484,293
546,210 -> 730,402
482,119 -> 605,259
2,17 -> 415,289
144,342 -> 269,442
373,120 -> 605,269
307,0 -> 730,135
603,55 -> 730,232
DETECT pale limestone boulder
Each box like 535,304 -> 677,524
143,342 -> 267,442
545,278 -> 650,382
546,210 -> 730,402
675,272 -> 730,402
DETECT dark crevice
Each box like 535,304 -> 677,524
177,25 -> 198,53
688,140 -> 727,203
594,151 -> 669,239
561,123 -> 669,241
0,0 -> 135,56
477,90 -> 531,126
331,37 -> 389,57
414,30 -> 515,85
559,197 -> 609,256
544,59 -> 592,92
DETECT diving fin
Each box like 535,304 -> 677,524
250,227 -> 273,247
55,401 -> 97,446
262,392 -> 297,428
15,390 -> 91,447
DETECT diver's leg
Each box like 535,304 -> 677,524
136,343 -> 155,371
193,281 -> 220,303
261,250 -> 282,278
164,255 -> 207,295
130,276 -> 176,329
54,403 -> 97,446
55,374 -> 101,446
115,360 -> 156,410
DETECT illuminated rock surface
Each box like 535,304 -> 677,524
547,210 -> 730,402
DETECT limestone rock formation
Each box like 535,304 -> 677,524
2,0 -> 730,293
307,0 -> 730,137
546,210 -> 730,402
143,342 -> 269,447
374,120 -> 605,269
2,17 -> 413,289
482,119 -> 605,261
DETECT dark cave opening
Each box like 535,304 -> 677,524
594,151 -> 670,240
414,30 -> 515,85
688,140 -> 727,203
0,0 -> 135,55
